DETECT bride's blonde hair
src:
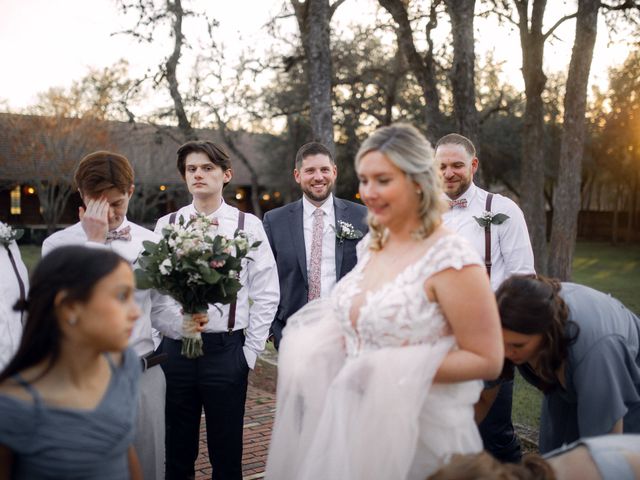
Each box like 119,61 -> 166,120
355,123 -> 446,250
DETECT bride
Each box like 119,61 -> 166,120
265,123 -> 504,480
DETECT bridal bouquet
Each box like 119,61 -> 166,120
135,214 -> 260,358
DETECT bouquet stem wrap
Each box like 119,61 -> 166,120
181,312 -> 204,358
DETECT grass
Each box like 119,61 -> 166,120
18,240 -> 640,433
19,244 -> 41,274
512,240 -> 640,433
572,241 -> 640,314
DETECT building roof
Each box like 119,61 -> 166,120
0,113 -> 267,187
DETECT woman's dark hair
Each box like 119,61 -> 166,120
496,275 -> 578,389
0,246 -> 128,383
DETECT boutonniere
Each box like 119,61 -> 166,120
473,211 -> 510,229
332,220 -> 364,244
0,222 -> 23,248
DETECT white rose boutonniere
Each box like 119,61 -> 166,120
0,222 -> 24,248
473,211 -> 510,229
332,220 -> 364,244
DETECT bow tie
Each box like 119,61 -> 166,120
189,214 -> 219,226
106,226 -> 132,243
449,198 -> 468,209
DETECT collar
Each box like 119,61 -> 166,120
302,193 -> 334,219
108,217 -> 131,234
190,199 -> 228,219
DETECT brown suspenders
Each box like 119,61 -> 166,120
484,193 -> 494,278
227,211 -> 245,333
169,210 -> 245,333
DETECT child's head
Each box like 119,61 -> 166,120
0,246 -> 139,382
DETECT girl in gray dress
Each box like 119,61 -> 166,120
0,246 -> 142,480
496,275 -> 640,453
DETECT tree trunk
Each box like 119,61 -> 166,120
548,0 -> 599,280
214,114 -> 263,217
612,184 -> 621,245
626,173 -> 637,243
166,0 -> 197,142
516,0 -> 549,274
379,0 -> 446,144
293,0 -> 336,155
444,0 -> 483,184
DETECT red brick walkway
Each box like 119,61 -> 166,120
194,385 -> 276,480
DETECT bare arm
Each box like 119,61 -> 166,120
0,445 -> 13,480
427,264 -> 504,383
128,445 -> 143,480
474,385 -> 500,424
611,418 -> 623,434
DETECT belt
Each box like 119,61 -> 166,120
140,351 -> 168,371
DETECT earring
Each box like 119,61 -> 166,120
68,316 -> 77,326
416,189 -> 423,196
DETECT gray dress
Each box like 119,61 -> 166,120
544,434 -> 640,480
0,348 -> 140,479
519,283 -> 640,453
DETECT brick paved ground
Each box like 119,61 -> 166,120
194,361 -> 277,480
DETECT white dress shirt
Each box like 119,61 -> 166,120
302,194 -> 337,298
442,183 -> 535,291
42,218 -> 181,356
0,240 -> 29,370
155,200 -> 280,369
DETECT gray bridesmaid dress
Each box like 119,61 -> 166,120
519,283 -> 640,453
0,348 -> 140,479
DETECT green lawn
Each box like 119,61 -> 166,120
572,241 -> 640,314
19,244 -> 41,274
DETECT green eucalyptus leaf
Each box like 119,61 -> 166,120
491,213 -> 510,225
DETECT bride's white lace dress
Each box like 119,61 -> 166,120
266,234 -> 484,480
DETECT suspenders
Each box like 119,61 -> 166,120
168,210 -> 245,333
484,193 -> 494,278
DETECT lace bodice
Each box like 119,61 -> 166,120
333,234 -> 483,357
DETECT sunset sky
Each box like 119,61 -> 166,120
0,0 -> 631,112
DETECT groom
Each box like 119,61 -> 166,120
263,142 -> 367,349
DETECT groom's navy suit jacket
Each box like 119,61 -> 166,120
263,197 -> 367,348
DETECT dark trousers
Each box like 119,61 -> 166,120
479,380 -> 522,463
162,332 -> 249,480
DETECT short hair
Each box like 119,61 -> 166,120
435,133 -> 476,157
427,451 -> 555,480
355,123 -> 446,250
294,142 -> 334,170
176,140 -> 232,178
74,151 -> 134,196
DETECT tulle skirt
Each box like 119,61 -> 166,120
265,300 -> 483,480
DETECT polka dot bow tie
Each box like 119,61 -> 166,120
449,198 -> 468,209
106,226 -> 132,243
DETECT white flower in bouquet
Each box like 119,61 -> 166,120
0,222 -> 24,248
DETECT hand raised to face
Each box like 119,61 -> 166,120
79,197 -> 110,243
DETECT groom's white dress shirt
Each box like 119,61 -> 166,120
442,183 -> 535,291
155,200 -> 279,369
302,194 -> 337,298
0,239 -> 29,370
42,218 -> 180,356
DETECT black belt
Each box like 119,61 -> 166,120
140,351 -> 168,371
